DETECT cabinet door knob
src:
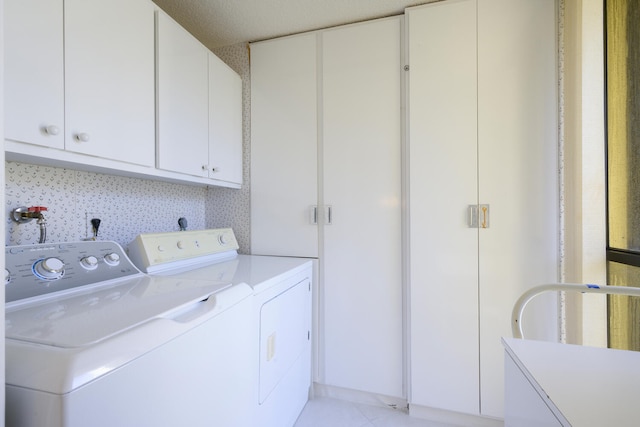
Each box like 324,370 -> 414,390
202,165 -> 208,171
75,133 -> 90,143
211,167 -> 219,173
44,125 -> 60,136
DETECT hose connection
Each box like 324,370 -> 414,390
12,206 -> 48,243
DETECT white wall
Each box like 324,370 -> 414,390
563,0 -> 607,347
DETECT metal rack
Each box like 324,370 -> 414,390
512,283 -> 640,339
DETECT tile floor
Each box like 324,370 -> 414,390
293,397 -> 462,427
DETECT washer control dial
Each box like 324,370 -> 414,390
104,253 -> 120,266
80,255 -> 99,270
34,257 -> 65,280
5,269 -> 11,285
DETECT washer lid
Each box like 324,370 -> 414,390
5,275 -> 231,348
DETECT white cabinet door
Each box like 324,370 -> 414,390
408,0 -> 558,419
208,53 -> 243,185
477,0 -> 559,417
64,0 -> 155,166
250,34 -> 318,257
321,17 -> 403,398
156,10 -> 209,177
4,0 -> 64,149
408,0 -> 480,415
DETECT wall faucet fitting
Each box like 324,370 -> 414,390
11,206 -> 48,243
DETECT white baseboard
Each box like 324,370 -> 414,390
312,383 -> 408,412
409,403 -> 504,427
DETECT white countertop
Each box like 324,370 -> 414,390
502,337 -> 640,426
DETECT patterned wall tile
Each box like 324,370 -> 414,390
5,162 -> 206,248
75,171 -> 206,245
5,163 -> 81,245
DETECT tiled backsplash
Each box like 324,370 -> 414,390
5,161 -> 207,247
4,43 -> 252,254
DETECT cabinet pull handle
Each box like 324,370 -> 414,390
325,206 -> 333,225
468,204 -> 490,228
310,206 -> 318,225
75,133 -> 90,143
44,125 -> 60,136
481,205 -> 488,228
480,204 -> 489,228
468,205 -> 478,228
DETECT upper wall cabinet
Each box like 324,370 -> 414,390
155,12 -> 243,187
64,0 -> 155,166
5,0 -> 64,150
208,53 -> 243,186
4,0 -> 242,188
5,0 -> 155,166
156,10 -> 209,178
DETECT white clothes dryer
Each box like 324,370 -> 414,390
129,229 -> 313,427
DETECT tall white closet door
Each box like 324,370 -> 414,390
407,0 -> 479,414
477,0 -> 559,417
250,34 -> 318,257
322,18 -> 403,397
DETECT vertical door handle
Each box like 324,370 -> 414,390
480,204 -> 489,228
468,204 -> 490,228
309,206 -> 318,225
325,206 -> 333,225
468,205 -> 478,228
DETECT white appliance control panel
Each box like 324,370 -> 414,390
5,241 -> 139,303
128,228 -> 239,273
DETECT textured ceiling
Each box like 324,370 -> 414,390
151,0 -> 437,49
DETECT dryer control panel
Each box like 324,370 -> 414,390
5,241 -> 140,303
128,228 -> 239,272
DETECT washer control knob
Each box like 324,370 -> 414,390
177,241 -> 185,249
5,269 -> 11,285
80,255 -> 99,270
104,253 -> 120,266
218,234 -> 228,245
34,257 -> 65,280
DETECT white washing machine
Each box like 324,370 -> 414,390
128,228 -> 313,427
5,240 -> 255,427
